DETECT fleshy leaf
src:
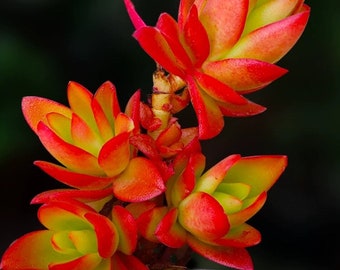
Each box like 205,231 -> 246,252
111,205 -> 138,255
137,206 -> 168,242
155,208 -> 187,248
85,212 -> 119,258
112,157 -> 165,202
195,154 -> 241,194
67,81 -> 98,133
187,76 -> 224,139
203,58 -> 288,92
178,192 -> 229,241
98,132 -> 131,177
224,155 -> 288,197
182,5 -> 210,67
37,122 -> 103,175
34,161 -> 113,190
187,235 -> 253,270
198,0 -> 248,58
212,223 -> 261,248
228,192 -> 267,227
22,96 -> 72,133
0,231 -> 74,270
133,26 -> 186,77
226,9 -> 310,63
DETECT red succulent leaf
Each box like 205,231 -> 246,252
22,96 -> 72,134
203,58 -> 288,92
98,132 -> 131,177
212,223 -> 261,248
91,97 -> 114,142
139,102 -> 162,131
129,133 -> 159,160
137,206 -> 168,242
31,188 -> 112,206
227,9 -> 310,63
194,71 -> 247,105
124,0 -> 146,29
133,26 -> 186,77
225,155 -> 288,197
111,205 -> 138,255
36,122 -> 103,175
155,208 -> 187,248
178,0 -> 195,29
67,81 -> 98,132
195,154 -> 241,194
187,234 -> 253,270
34,161 -> 113,190
171,152 -> 205,206
182,5 -> 210,67
125,89 -> 141,135
85,212 -> 119,258
71,112 -> 103,156
0,230 -> 72,270
228,192 -> 267,227
112,157 -> 166,202
156,13 -> 193,68
217,98 -> 266,117
178,192 -> 230,241
94,81 -> 121,123
197,0 -> 249,58
186,76 -> 223,139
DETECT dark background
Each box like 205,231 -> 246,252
0,0 -> 339,269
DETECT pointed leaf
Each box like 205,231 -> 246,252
124,0 -> 146,29
228,192 -> 267,227
203,58 -> 288,92
71,113 -> 103,157
37,122 -> 103,175
94,81 -> 121,126
98,132 -> 131,177
227,10 -> 310,63
111,205 -> 138,255
244,0 -> 301,35
137,206 -> 168,242
195,71 -> 247,105
182,5 -> 210,67
85,212 -> 118,258
67,81 -> 98,132
217,98 -> 266,117
225,155 -> 288,197
34,161 -> 113,190
0,231 -> 74,270
155,208 -> 187,248
22,96 -> 72,133
187,235 -> 254,270
212,223 -> 261,248
112,157 -> 165,202
187,76 -> 224,139
157,13 -> 193,68
133,26 -> 186,77
195,154 -> 241,194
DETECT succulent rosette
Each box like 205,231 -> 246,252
124,0 -> 310,139
22,81 -> 165,202
129,153 -> 287,269
0,199 -> 148,270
